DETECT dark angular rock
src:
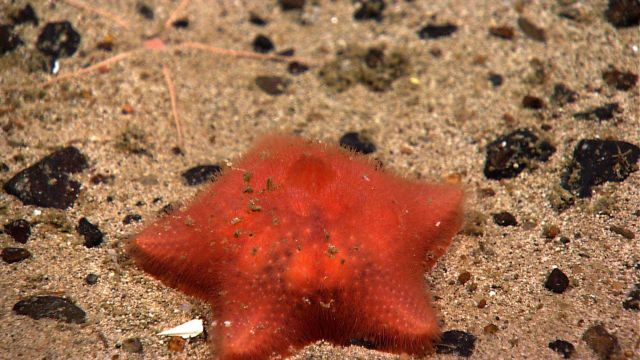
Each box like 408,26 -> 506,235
561,139 -> 639,197
287,61 -> 309,75
137,3 -> 154,20
10,4 -> 39,26
582,324 -> 620,359
3,147 -> 88,209
77,217 -> 104,248
85,273 -> 99,285
339,132 -> 377,154
2,247 -> 32,263
492,211 -> 518,227
249,12 -> 267,26
548,339 -> 575,359
0,24 -> 24,55
255,76 -> 290,95
36,21 -> 81,58
123,214 -> 143,225
277,48 -> 294,57
13,295 -> 86,323
522,95 -> 545,109
418,23 -> 458,39
602,68 -> 638,91
435,330 -> 476,357
4,219 -> 31,244
171,18 -> 189,28
545,268 -> 569,294
181,165 -> 222,186
252,34 -> 274,53
279,0 -> 305,11
550,83 -> 578,107
353,0 -> 386,22
605,0 -> 640,27
517,17 -> 546,42
484,129 -> 556,180
488,73 -> 503,87
573,103 -> 620,121
622,283 -> 640,311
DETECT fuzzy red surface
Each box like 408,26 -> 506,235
130,134 -> 463,360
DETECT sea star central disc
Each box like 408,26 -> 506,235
131,134 -> 463,359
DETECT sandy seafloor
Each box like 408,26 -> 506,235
1,0 -> 639,359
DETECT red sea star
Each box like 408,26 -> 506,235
131,134 -> 463,359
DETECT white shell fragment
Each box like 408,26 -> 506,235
157,319 -> 203,339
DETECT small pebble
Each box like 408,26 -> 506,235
90,173 -> 115,185
550,83 -> 578,107
252,34 -> 274,53
77,217 -> 104,248
609,225 -> 635,239
622,283 -> 640,311
573,103 -> 620,121
137,3 -> 154,20
85,273 -> 99,285
339,132 -> 377,154
582,324 -> 620,359
418,23 -> 458,39
171,18 -> 189,28
10,4 -> 39,26
181,164 -> 222,186
279,0 -> 305,11
1,247 -> 32,263
484,129 -> 555,180
560,139 -> 639,197
545,268 -> 569,294
602,68 -> 638,91
249,12 -> 267,26
167,337 -> 186,352
548,339 -> 575,359
435,330 -> 476,357
605,0 -> 640,28
287,61 -> 309,75
36,21 -> 81,58
13,295 -> 86,324
542,224 -> 560,239
4,219 -> 31,244
488,73 -> 503,87
0,24 -> 24,55
122,337 -> 144,353
517,17 -> 546,42
493,212 -> 517,227
123,214 -> 143,225
353,0 -> 385,22
457,271 -> 471,285
522,95 -> 545,109
489,25 -> 515,40
255,76 -> 290,95
483,323 -> 499,334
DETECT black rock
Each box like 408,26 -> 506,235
560,139 -> 639,197
36,21 -> 81,58
573,103 -> 620,121
550,83 -> 578,107
602,68 -> 638,91
353,0 -> 386,22
3,147 -> 89,209
493,211 -> 518,227
249,12 -> 267,26
172,18 -> 189,28
122,337 -> 144,353
435,330 -> 476,357
1,247 -> 32,263
137,3 -> 154,20
549,339 -> 575,359
277,48 -> 295,57
181,164 -> 222,186
0,24 -> 24,55
85,273 -> 99,285
339,132 -> 377,154
14,295 -> 86,323
605,0 -> 640,27
287,61 -> 309,75
279,0 -> 305,11
545,268 -> 569,294
77,217 -> 104,248
622,283 -> 640,311
418,23 -> 458,39
4,219 -> 31,244
255,76 -> 290,95
252,34 -> 274,53
10,4 -> 39,26
484,129 -> 556,180
488,73 -> 503,87
522,95 -> 545,109
123,214 -> 143,225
